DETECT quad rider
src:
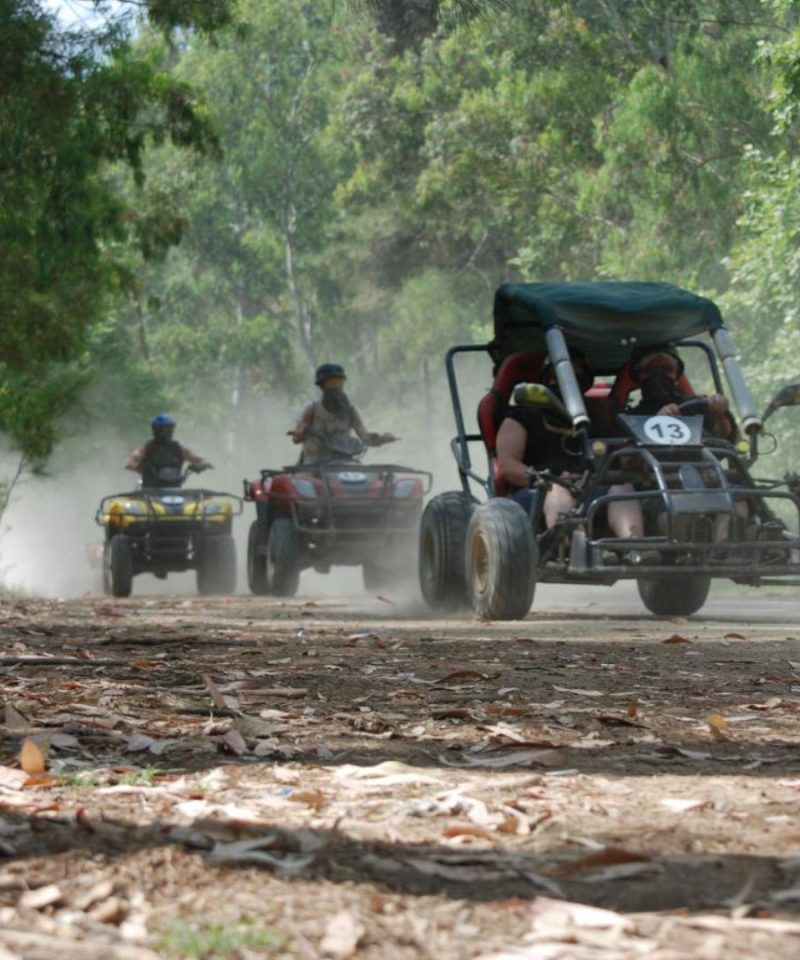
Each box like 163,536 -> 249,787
124,414 -> 212,488
291,363 -> 396,463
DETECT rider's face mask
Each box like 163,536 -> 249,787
637,357 -> 680,406
321,386 -> 352,420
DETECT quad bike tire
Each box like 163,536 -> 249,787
419,491 -> 474,610
637,575 -> 711,617
267,517 -> 300,597
247,520 -> 270,595
196,534 -> 237,595
466,499 -> 537,620
106,534 -> 133,598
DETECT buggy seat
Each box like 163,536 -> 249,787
609,359 -> 695,412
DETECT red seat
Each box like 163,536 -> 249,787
609,360 -> 694,412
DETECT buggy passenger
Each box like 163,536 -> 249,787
496,351 -> 641,536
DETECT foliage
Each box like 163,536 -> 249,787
6,0 -> 800,472
0,0 -> 221,467
155,917 -> 285,958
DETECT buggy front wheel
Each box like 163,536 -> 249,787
465,499 -> 537,620
637,575 -> 710,617
419,491 -> 474,610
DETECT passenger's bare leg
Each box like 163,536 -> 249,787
714,500 -> 749,541
607,483 -> 644,538
544,486 -> 576,529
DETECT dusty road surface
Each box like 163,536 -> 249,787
1,586 -> 800,959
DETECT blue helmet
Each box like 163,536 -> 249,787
151,413 -> 176,433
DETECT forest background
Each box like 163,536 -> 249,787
3,0 -> 800,530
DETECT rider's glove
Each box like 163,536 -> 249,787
367,432 -> 385,446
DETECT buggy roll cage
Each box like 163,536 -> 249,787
446,327 -> 760,501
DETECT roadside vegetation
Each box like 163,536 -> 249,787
3,0 -> 800,484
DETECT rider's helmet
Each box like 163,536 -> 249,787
630,344 -> 685,382
151,413 -> 176,440
315,363 -> 347,387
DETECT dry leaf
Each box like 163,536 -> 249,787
626,700 -> 639,719
289,789 -> 327,811
19,739 -> 46,775
443,824 -> 495,840
0,765 -> 28,790
559,846 -> 651,875
320,910 -> 364,959
4,704 -> 29,734
214,729 -> 248,756
663,634 -> 691,644
660,798 -> 715,813
442,748 -> 565,769
18,884 -> 62,910
724,632 -> 746,640
552,686 -> 605,697
435,670 -> 497,684
203,674 -> 229,709
528,896 -> 634,931
707,712 -> 730,740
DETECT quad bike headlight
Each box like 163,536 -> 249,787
124,501 -> 144,515
292,478 -> 318,498
393,479 -> 420,498
203,501 -> 224,516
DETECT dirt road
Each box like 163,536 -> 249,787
1,586 -> 800,958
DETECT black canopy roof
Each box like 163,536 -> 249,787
491,282 -> 724,373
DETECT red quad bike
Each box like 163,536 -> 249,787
244,436 -> 431,596
419,281 -> 800,620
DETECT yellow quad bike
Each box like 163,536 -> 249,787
95,465 -> 242,597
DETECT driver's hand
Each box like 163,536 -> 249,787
381,432 -> 397,443
198,460 -> 212,471
658,403 -> 681,416
707,393 -> 728,416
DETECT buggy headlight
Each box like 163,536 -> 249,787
203,502 -> 223,516
393,479 -> 419,498
124,501 -> 144,515
292,479 -> 318,498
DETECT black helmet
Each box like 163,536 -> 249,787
315,362 -> 347,386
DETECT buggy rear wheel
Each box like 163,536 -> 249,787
106,534 -> 133,598
466,499 -> 537,620
637,575 -> 710,617
419,491 -> 474,610
267,517 -> 300,597
247,521 -> 270,595
196,535 -> 237,595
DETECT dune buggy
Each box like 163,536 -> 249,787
244,437 -> 431,596
419,281 -> 800,619
96,465 -> 242,597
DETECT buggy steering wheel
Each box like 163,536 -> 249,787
677,397 -> 709,417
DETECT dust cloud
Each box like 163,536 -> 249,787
0,361 -> 492,602
1,349 -> 625,610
